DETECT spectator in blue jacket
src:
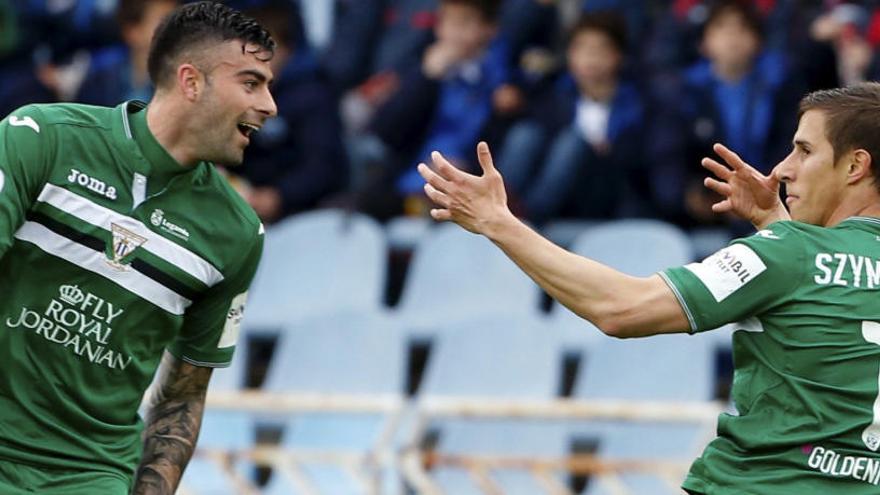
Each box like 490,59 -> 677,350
649,0 -> 800,228
228,1 -> 348,223
75,0 -> 178,106
497,12 -> 647,223
354,0 -> 517,219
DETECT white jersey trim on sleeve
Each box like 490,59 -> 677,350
14,221 -> 191,315
659,271 -> 698,332
37,183 -> 224,287
179,355 -> 232,368
684,243 -> 767,302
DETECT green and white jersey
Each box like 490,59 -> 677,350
0,102 -> 263,484
662,219 -> 880,494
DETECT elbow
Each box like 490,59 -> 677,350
596,318 -> 639,339
590,302 -> 640,339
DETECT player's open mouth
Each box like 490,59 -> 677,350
237,122 -> 260,138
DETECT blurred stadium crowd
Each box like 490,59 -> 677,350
3,0 -> 878,233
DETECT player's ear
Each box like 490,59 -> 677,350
177,64 -> 202,101
848,149 -> 872,185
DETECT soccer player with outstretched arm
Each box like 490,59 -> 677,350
0,2 -> 275,493
419,83 -> 880,493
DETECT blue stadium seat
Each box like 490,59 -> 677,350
260,311 -> 406,495
416,316 -> 569,494
242,209 -> 388,336
395,223 -> 543,338
573,335 -> 716,495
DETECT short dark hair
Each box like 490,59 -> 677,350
799,83 -> 880,184
704,0 -> 763,40
440,0 -> 502,23
117,0 -> 177,28
148,1 -> 275,88
567,12 -> 628,53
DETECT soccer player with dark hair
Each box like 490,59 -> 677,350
0,2 -> 276,493
420,82 -> 880,492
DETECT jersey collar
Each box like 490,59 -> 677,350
125,100 -> 191,179
840,216 -> 880,229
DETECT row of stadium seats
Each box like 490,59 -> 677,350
185,312 -> 723,495
174,211 -> 739,494
243,209 -> 734,349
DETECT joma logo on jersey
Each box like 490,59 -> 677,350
106,223 -> 147,271
67,169 -> 117,200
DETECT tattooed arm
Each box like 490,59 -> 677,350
132,351 -> 213,494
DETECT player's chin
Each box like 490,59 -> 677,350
222,148 -> 246,167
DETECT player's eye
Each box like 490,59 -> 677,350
244,80 -> 258,90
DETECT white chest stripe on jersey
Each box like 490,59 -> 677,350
14,221 -> 190,315
684,244 -> 767,302
37,183 -> 224,287
0,169 -> 4,194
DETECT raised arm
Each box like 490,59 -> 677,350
702,143 -> 790,229
418,142 -> 690,338
132,351 -> 213,494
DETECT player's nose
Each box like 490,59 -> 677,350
258,88 -> 277,118
773,151 -> 795,183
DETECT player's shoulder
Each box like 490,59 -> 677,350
736,220 -> 807,246
6,102 -> 116,131
199,165 -> 264,241
727,220 -> 808,265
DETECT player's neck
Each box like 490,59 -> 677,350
825,189 -> 880,226
144,97 -> 199,167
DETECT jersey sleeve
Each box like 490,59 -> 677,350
660,222 -> 806,332
168,228 -> 264,367
0,105 -> 53,259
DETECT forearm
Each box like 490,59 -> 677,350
133,398 -> 205,493
419,144 -> 688,337
483,213 -> 646,334
132,353 -> 211,494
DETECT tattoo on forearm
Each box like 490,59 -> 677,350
132,352 -> 213,495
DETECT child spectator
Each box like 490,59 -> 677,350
497,11 -> 646,223
353,0 -> 518,219
649,0 -> 799,228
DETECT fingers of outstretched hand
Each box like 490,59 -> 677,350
711,198 -> 732,213
418,163 -> 451,192
704,177 -> 732,196
476,141 -> 497,173
423,183 -> 450,207
713,143 -> 748,171
430,208 -> 452,221
431,151 -> 468,183
702,157 -> 733,180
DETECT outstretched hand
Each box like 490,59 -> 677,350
702,143 -> 790,229
417,142 -> 513,236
